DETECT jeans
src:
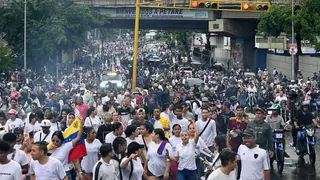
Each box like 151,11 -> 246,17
176,169 -> 197,180
66,169 -> 76,180
296,130 -> 302,151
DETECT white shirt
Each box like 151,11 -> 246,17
147,141 -> 172,177
7,149 -> 29,166
81,139 -> 102,173
33,130 -> 54,143
238,145 -> 270,180
247,86 -> 257,93
5,118 -> 24,130
126,135 -> 143,147
105,132 -> 125,144
169,111 -> 189,136
196,119 -> 217,147
50,141 -> 74,171
92,159 -> 118,180
275,96 -> 287,103
0,160 -> 22,180
24,122 -> 41,134
176,139 -> 197,171
208,168 -> 236,180
84,116 -> 101,132
30,157 -> 66,180
120,157 -> 144,180
169,136 -> 182,156
50,122 -> 61,132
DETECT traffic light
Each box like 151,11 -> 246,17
191,1 -> 218,9
190,1 -> 270,12
242,3 -> 254,10
256,4 -> 270,11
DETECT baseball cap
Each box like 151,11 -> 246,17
135,95 -> 143,102
137,108 -> 145,113
13,127 -> 23,134
242,128 -> 256,137
202,97 -> 209,102
40,119 -> 52,127
224,101 -> 231,109
255,108 -> 265,114
8,109 -> 17,115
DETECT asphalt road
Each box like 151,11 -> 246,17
271,131 -> 320,180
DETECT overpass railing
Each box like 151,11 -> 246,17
72,0 -> 290,7
0,0 -> 292,6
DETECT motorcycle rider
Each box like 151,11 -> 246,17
274,90 -> 287,104
265,105 -> 290,158
256,91 -> 273,110
294,101 -> 320,153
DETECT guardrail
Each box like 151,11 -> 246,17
0,0 -> 292,6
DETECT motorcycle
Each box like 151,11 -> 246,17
280,100 -> 288,122
247,92 -> 256,113
272,129 -> 285,173
297,125 -> 316,165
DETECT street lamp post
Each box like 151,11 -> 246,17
24,0 -> 27,70
132,0 -> 140,91
291,0 -> 295,80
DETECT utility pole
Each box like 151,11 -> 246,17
291,0 -> 295,80
24,0 -> 27,70
132,0 -> 140,91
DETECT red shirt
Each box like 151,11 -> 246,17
76,103 -> 89,122
227,117 -> 248,152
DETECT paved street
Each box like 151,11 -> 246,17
271,131 -> 320,180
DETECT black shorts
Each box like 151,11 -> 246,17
147,169 -> 164,179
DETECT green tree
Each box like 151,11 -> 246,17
0,46 -> 15,71
257,0 -> 320,54
0,0 -> 108,71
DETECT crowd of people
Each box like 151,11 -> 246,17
1,34 -> 320,180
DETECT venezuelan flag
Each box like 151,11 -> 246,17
48,117 -> 87,162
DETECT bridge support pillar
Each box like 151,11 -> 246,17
209,19 -> 257,71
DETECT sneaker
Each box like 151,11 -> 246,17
284,152 -> 290,158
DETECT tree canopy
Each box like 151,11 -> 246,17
0,46 -> 15,71
257,0 -> 320,54
0,0 -> 109,70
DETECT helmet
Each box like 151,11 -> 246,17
301,101 -> 310,107
269,104 -> 280,110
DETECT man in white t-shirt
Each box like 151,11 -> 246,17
0,140 -> 22,180
207,149 -> 237,180
30,141 -> 67,180
93,143 -> 118,180
274,90 -> 287,104
33,120 -> 54,143
238,128 -> 270,180
3,133 -> 29,174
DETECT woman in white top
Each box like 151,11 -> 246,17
172,120 -> 200,180
169,124 -> 182,180
81,127 -> 102,180
24,113 -> 41,135
140,122 -> 153,160
125,124 -> 143,146
50,121 -> 84,180
120,142 -> 144,180
84,107 -> 101,132
188,123 -> 214,179
147,128 -> 172,180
